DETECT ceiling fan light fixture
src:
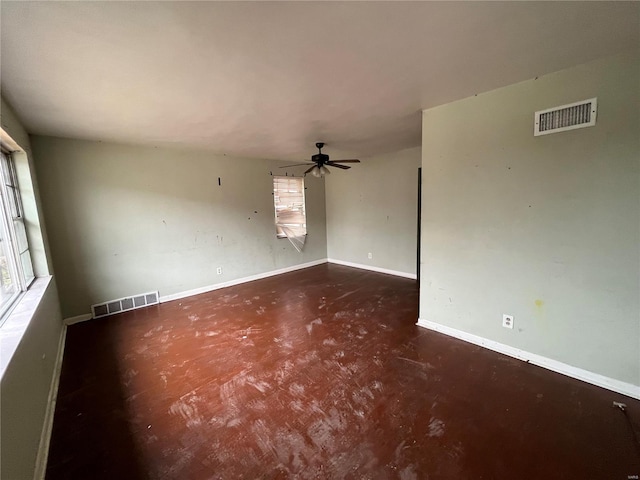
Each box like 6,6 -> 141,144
311,167 -> 322,178
319,165 -> 330,175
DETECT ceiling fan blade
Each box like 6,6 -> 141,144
304,165 -> 317,174
326,162 -> 350,170
279,162 -> 314,168
330,159 -> 360,163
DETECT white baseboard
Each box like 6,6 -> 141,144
33,323 -> 67,480
159,258 -> 329,303
63,313 -> 93,325
65,257 -> 416,324
327,258 -> 417,280
416,318 -> 640,400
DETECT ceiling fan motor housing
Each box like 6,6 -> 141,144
312,142 -> 328,165
312,153 -> 329,165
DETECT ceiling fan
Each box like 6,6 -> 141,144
280,143 -> 360,177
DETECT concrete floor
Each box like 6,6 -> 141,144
46,264 -> 640,479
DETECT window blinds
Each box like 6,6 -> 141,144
273,176 -> 307,252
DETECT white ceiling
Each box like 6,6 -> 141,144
1,1 -> 638,161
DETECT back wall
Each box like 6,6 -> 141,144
32,137 -> 327,319
326,146 -> 421,277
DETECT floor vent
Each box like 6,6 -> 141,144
534,98 -> 597,136
91,291 -> 159,319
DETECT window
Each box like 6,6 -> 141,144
0,149 -> 34,321
273,176 -> 307,247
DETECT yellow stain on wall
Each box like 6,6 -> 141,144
534,299 -> 546,328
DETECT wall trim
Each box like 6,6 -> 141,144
327,258 -> 417,280
33,323 -> 67,480
416,318 -> 640,400
159,258 -> 329,303
64,258 -> 417,323
63,313 -> 93,325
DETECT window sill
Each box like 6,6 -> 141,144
0,275 -> 52,380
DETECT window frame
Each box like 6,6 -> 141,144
0,147 -> 35,323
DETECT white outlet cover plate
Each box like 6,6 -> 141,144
502,314 -> 514,329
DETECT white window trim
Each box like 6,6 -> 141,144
0,148 -> 35,324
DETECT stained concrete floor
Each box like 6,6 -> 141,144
46,264 -> 639,479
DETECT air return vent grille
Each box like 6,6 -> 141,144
534,98 -> 597,136
91,291 -> 159,319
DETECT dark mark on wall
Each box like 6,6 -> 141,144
218,177 -> 221,186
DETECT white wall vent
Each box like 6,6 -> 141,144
534,98 -> 597,136
91,291 -> 159,319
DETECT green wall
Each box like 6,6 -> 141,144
31,137 -> 328,319
420,49 -> 639,387
0,99 -> 64,480
326,146 -> 421,276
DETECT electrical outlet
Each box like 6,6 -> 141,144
216,266 -> 223,275
368,252 -> 372,259
502,314 -> 514,329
